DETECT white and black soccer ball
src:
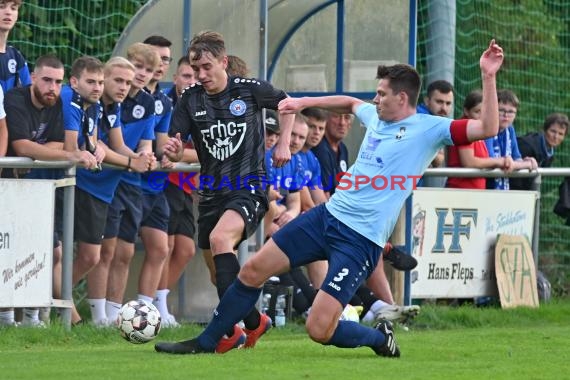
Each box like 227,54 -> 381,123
117,300 -> 161,344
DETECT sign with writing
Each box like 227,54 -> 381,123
495,234 -> 539,308
0,179 -> 55,307
410,188 -> 536,298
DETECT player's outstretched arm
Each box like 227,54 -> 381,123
466,39 -> 504,142
279,95 -> 364,116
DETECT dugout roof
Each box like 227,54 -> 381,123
113,0 -> 414,98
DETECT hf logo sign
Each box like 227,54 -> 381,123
431,208 -> 478,254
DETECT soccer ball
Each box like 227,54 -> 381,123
117,300 -> 161,344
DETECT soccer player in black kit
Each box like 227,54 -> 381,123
160,30 -> 294,353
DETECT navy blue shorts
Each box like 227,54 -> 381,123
104,182 -> 143,243
140,192 -> 170,232
272,204 -> 382,307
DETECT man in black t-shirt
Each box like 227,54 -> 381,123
162,31 -> 293,353
3,54 -> 97,327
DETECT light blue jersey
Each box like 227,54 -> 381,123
326,103 -> 453,246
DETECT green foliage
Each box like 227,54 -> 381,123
454,0 -> 570,133
9,0 -> 147,72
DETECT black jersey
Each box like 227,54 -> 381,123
5,86 -> 64,156
170,76 -> 287,194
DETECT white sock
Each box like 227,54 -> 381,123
23,308 -> 40,323
362,310 -> 375,323
137,294 -> 154,304
39,307 -> 51,322
106,301 -> 122,323
88,298 -> 107,322
369,300 -> 391,314
0,310 -> 15,323
154,289 -> 170,317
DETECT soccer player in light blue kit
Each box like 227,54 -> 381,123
155,40 -> 504,357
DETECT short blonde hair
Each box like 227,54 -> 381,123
104,56 -> 135,76
126,42 -> 160,70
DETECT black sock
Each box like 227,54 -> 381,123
279,272 -> 311,315
214,253 -> 241,299
349,294 -> 364,308
243,308 -> 261,331
289,267 -> 317,304
356,285 -> 377,316
214,253 -> 241,336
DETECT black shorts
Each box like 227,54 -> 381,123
197,188 -> 268,250
103,182 -> 143,243
74,187 -> 109,244
140,192 -> 170,232
164,183 -> 195,238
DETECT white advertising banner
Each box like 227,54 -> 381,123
0,179 -> 55,307
410,188 -> 536,298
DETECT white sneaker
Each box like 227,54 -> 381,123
39,307 -> 51,323
93,318 -> 115,328
0,320 -> 20,327
21,319 -> 47,328
161,314 -> 181,328
374,304 -> 420,322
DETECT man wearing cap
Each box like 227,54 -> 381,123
264,109 -> 280,150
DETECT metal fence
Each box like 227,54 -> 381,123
1,158 -> 569,328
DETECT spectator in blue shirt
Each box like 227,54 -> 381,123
484,89 -> 537,190
90,43 -> 158,325
84,56 -> 152,326
299,107 -> 328,210
264,114 -> 307,237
